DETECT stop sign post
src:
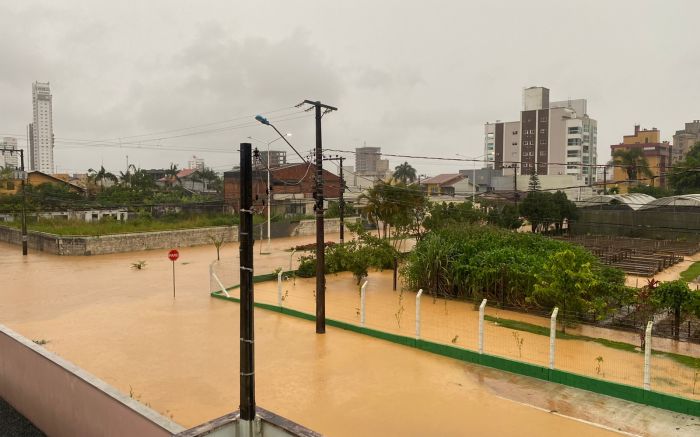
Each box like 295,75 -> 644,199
168,249 -> 179,298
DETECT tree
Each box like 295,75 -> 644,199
628,185 -> 674,198
87,166 -> 118,190
551,191 -> 577,235
528,172 -> 541,192
652,280 -> 700,340
357,181 -> 427,241
0,166 -> 15,190
422,201 -> 484,231
520,191 -> 555,233
668,142 -> 700,194
530,249 -> 599,333
393,162 -> 417,184
486,203 -> 523,230
612,148 -> 653,183
164,163 -> 181,188
118,164 -> 137,187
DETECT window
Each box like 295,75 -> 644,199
540,129 -> 546,134
539,150 -> 547,156
567,138 -> 581,146
568,127 -> 581,134
512,130 -> 518,135
567,150 -> 580,157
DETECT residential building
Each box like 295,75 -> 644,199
187,156 -> 205,171
672,120 -> 700,164
610,125 -> 671,192
420,174 -> 475,197
158,168 -> 215,193
484,86 -> 598,184
29,82 -> 54,173
256,150 -> 287,169
0,137 -> 19,168
0,171 -> 84,195
354,146 -> 391,185
355,147 -> 381,173
223,163 -> 341,215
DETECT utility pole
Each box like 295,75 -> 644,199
323,155 -> 346,243
20,150 -> 27,256
302,99 -> 337,334
239,143 -> 256,424
511,163 -> 519,206
603,166 -> 608,195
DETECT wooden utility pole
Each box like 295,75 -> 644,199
302,100 -> 337,334
239,142 -> 256,422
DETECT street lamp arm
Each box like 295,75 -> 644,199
269,123 -> 307,163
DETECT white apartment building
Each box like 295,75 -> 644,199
188,155 -> 205,171
484,87 -> 598,185
29,81 -> 54,173
0,137 -> 20,169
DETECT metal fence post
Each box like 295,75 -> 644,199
644,320 -> 653,390
289,249 -> 296,272
549,307 -> 559,369
360,281 -> 368,327
277,271 -> 283,307
415,289 -> 423,339
478,299 -> 487,354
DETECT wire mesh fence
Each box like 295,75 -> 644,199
210,262 -> 700,401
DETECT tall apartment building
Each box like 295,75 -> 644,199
355,147 -> 382,173
0,137 -> 20,168
484,87 -> 598,184
188,155 -> 205,171
672,120 -> 700,164
610,125 -> 671,191
256,150 -> 287,169
29,81 -> 54,173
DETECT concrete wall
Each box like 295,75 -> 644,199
0,225 -> 238,256
292,217 -> 358,237
0,324 -> 183,437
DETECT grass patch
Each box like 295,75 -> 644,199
680,261 -> 700,283
485,315 -> 699,369
2,214 -> 248,236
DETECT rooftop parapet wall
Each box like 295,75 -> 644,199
0,324 -> 184,437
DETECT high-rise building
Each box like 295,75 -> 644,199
29,82 -> 54,173
256,150 -> 287,169
484,87 -> 598,184
672,120 -> 700,164
610,125 -> 671,191
188,155 -> 205,171
0,137 -> 20,169
355,147 -> 382,173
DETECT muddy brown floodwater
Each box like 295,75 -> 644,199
0,236 -> 695,436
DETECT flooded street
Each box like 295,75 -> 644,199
0,237 -> 695,436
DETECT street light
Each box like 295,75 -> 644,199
247,133 -> 292,254
457,153 -> 487,203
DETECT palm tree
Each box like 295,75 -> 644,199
612,148 -> 653,183
119,164 -> 137,187
87,166 -> 118,190
193,167 -> 220,191
164,163 -> 181,188
393,162 -> 417,184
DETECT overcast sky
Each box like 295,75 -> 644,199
1,0 -> 698,176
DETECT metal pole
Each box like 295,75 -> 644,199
20,150 -> 28,256
267,142 -> 271,253
239,142 -> 256,421
289,249 -> 296,271
643,320 -> 653,390
472,160 -> 476,203
478,299 -> 487,354
314,103 -> 326,334
277,271 -> 283,307
415,289 -> 423,339
360,281 -> 368,326
339,156 -> 345,244
549,307 -> 559,369
172,261 -> 176,299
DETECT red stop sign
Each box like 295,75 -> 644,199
168,249 -> 180,261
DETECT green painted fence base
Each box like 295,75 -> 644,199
211,290 -> 700,417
